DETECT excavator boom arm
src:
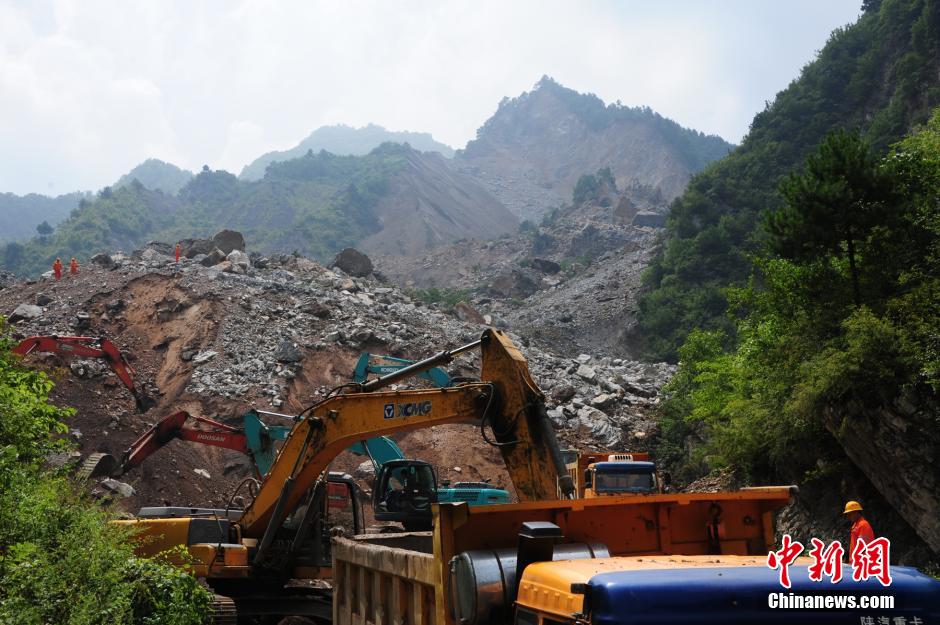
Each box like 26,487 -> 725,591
120,411 -> 250,474
240,329 -> 574,539
12,335 -> 153,411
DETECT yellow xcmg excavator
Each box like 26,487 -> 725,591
116,329 -> 575,623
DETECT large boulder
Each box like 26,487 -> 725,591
489,269 -> 539,299
330,248 -> 373,277
145,240 -> 175,256
274,341 -> 303,363
453,301 -> 486,324
213,230 -> 245,254
530,258 -> 561,274
89,253 -> 117,270
227,250 -> 251,273
200,248 -> 227,267
632,212 -> 668,228
8,303 -> 43,323
179,237 -> 216,259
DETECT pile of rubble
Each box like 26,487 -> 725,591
0,232 -> 675,506
121,239 -> 674,449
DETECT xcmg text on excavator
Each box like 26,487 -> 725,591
119,330 -> 940,624
85,351 -> 508,526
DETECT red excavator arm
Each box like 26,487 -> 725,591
12,335 -> 155,412
117,410 -> 251,476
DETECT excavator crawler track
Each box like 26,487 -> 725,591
211,594 -> 237,625
75,452 -> 118,481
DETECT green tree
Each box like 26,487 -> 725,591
36,220 -> 53,239
0,324 -> 212,623
769,129 -> 892,306
3,242 -> 24,267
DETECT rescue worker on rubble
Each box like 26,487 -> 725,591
175,242 -> 181,263
52,257 -> 62,280
69,257 -> 78,276
844,500 -> 875,555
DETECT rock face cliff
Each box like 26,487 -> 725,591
454,77 -> 732,221
823,391 -> 940,553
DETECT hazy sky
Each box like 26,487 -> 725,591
1,0 -> 861,196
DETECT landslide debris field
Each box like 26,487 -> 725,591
0,240 -> 671,515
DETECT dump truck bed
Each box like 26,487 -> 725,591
332,488 -> 793,625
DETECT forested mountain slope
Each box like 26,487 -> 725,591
115,159 -> 194,195
0,191 -> 88,243
639,0 -> 940,361
0,144 -> 512,276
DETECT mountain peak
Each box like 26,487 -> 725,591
457,79 -> 732,221
239,124 -> 454,181
115,159 -> 194,195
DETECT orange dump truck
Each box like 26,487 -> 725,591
332,488 -> 940,625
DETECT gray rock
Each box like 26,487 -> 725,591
140,248 -> 170,263
212,229 -> 246,254
227,249 -> 251,271
70,311 -> 91,331
179,237 -> 216,258
547,407 -> 566,429
632,212 -> 668,228
489,269 -> 539,299
355,460 -> 374,477
577,354 -> 592,364
274,341 -> 303,363
330,248 -> 373,277
200,248 -> 226,267
35,293 -> 53,306
70,360 -> 106,378
309,301 -> 332,318
192,350 -> 218,365
576,364 -> 597,382
193,468 -> 211,479
100,478 -> 136,498
530,258 -> 561,274
8,303 -> 43,323
591,393 -> 615,409
90,252 -> 117,269
145,240 -> 175,256
551,385 -> 577,403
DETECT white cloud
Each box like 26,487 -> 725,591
0,0 -> 860,195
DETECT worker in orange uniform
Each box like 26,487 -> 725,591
52,258 -> 62,280
175,242 -> 181,263
844,500 -> 875,556
69,257 -> 78,276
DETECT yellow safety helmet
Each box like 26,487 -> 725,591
843,501 -> 863,514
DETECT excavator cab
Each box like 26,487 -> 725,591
373,459 -> 438,531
